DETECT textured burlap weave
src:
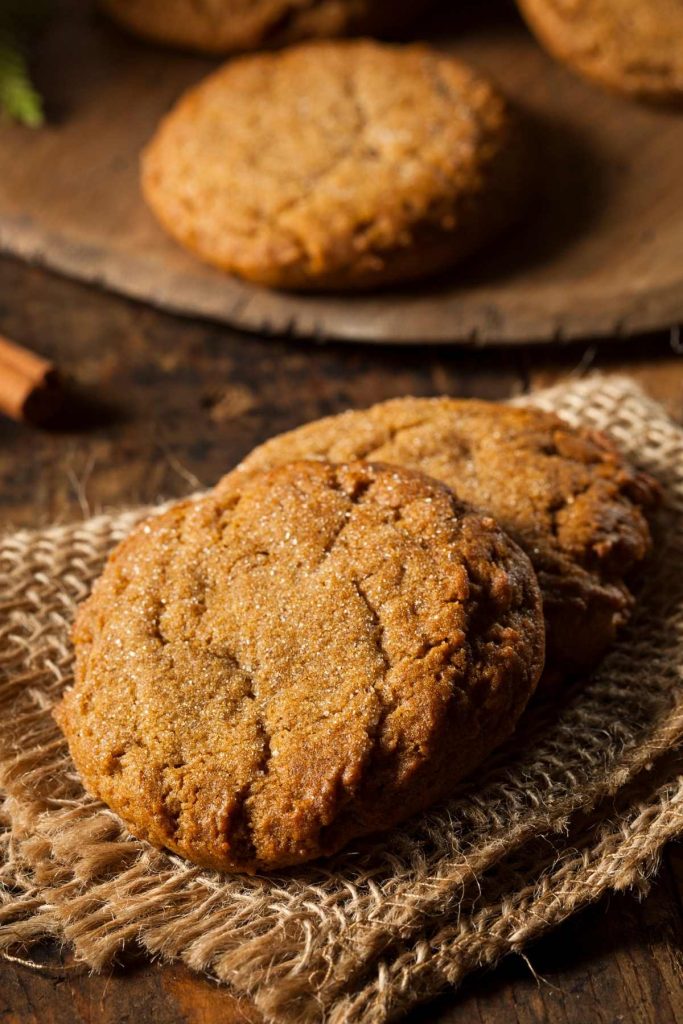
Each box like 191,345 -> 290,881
1,375 -> 683,1022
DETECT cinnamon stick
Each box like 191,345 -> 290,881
0,334 -> 63,424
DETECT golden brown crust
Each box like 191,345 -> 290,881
229,398 -> 660,682
100,0 -> 423,55
141,41 -> 528,291
517,0 -> 683,100
57,460 -> 544,873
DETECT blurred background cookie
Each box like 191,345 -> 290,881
98,0 -> 424,54
141,40 -> 528,291
516,0 -> 683,100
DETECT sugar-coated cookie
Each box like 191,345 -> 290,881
57,460 -> 544,872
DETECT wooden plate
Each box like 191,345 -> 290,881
1,0 -> 682,344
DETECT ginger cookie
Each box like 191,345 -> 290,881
141,41 -> 527,291
229,398 -> 660,684
100,0 -> 422,54
57,460 -> 544,873
517,0 -> 683,100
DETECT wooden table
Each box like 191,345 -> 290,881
1,254 -> 682,1023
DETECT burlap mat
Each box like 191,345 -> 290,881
1,375 -> 682,1023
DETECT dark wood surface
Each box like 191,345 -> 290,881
1,254 -> 682,1022
1,1 -> 683,344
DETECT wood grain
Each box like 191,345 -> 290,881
0,255 -> 682,1021
0,1 -> 682,345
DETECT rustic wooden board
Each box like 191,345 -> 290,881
0,1 -> 682,345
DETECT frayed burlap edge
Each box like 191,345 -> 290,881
1,375 -> 682,1023
331,748 -> 683,1023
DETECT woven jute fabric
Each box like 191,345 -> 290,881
1,375 -> 683,1023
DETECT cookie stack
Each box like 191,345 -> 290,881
56,399 -> 659,873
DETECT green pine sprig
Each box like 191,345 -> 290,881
0,30 -> 43,126
0,0 -> 51,127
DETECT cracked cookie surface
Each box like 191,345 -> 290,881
141,40 -> 527,290
57,460 -> 544,873
230,398 -> 660,684
100,0 -> 422,54
517,0 -> 683,100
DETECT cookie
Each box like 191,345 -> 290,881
56,460 -> 544,873
228,398 -> 660,684
141,41 -> 527,291
517,0 -> 683,100
100,0 -> 422,54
